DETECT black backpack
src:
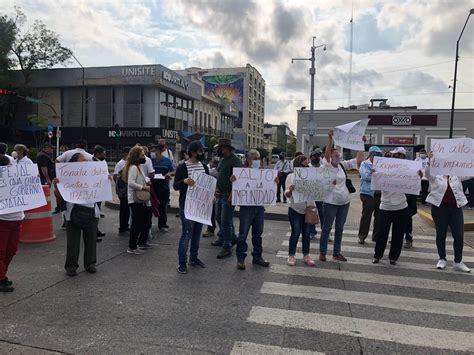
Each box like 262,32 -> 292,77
116,170 -> 128,199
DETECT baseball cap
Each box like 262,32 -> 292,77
41,142 -> 56,149
390,147 -> 407,155
310,148 -> 323,157
188,140 -> 203,153
368,146 -> 383,154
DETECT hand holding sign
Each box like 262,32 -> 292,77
333,119 -> 369,151
184,172 -> 216,225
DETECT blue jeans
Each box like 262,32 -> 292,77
320,203 -> 350,256
309,201 -> 324,236
288,207 -> 312,256
178,209 -> 203,266
236,206 -> 265,260
216,194 -> 236,250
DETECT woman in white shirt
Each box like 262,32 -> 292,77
425,152 -> 471,273
319,130 -> 365,262
285,155 -> 316,267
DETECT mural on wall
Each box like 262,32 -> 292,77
203,75 -> 243,128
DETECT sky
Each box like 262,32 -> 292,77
2,0 -> 474,131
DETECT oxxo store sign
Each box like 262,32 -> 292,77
392,114 -> 412,126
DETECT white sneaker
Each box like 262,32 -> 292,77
126,248 -> 145,255
453,262 -> 471,273
436,259 -> 447,270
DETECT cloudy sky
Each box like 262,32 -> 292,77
3,0 -> 474,130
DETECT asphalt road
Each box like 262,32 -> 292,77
1,205 -> 473,354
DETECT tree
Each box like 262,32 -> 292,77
256,147 -> 268,159
28,113 -> 49,148
285,142 -> 296,157
0,14 -> 16,85
271,147 -> 283,155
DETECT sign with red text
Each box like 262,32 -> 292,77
56,161 -> 112,204
430,138 -> 474,176
333,119 -> 369,151
232,168 -> 278,206
0,164 -> 47,214
185,172 -> 216,225
371,157 -> 421,195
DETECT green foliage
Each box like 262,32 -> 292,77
285,142 -> 296,157
0,13 -> 16,84
271,147 -> 283,155
28,147 -> 38,162
28,114 -> 49,127
256,147 -> 269,159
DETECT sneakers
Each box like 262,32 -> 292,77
66,269 -> 77,277
287,255 -> 296,266
404,241 -> 413,249
319,253 -> 326,262
237,260 -> 246,270
252,257 -> 270,267
390,260 -> 397,265
126,248 -> 145,255
159,227 -> 169,233
138,243 -> 153,250
190,259 -> 206,268
436,258 -> 447,270
202,230 -> 214,238
358,236 -> 365,244
85,266 -> 97,274
333,254 -> 347,262
217,249 -> 232,259
303,255 -> 316,267
177,265 -> 188,274
372,258 -> 380,264
453,262 -> 471,273
0,279 -> 14,292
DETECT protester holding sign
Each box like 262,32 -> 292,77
274,153 -> 292,203
56,140 -> 93,162
307,149 -> 326,239
319,130 -> 365,263
173,141 -> 210,274
113,146 -> 132,234
285,155 -> 316,267
124,146 -> 153,255
425,152 -> 471,273
231,149 -> 274,270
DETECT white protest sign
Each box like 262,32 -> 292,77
333,119 -> 369,151
292,167 -> 334,203
56,161 -> 112,204
430,138 -> 474,176
0,164 -> 47,215
232,168 -> 278,206
371,157 -> 421,195
184,172 -> 216,225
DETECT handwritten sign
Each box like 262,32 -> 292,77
333,119 -> 369,151
56,161 -> 112,204
232,168 -> 278,206
0,164 -> 47,215
371,157 -> 421,195
293,167 -> 334,203
430,138 -> 474,176
184,172 -> 216,225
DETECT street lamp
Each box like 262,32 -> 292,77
65,50 -> 85,140
449,9 -> 474,138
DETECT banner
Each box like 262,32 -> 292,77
292,167 -> 334,203
184,172 -> 216,225
430,138 -> 474,176
333,119 -> 369,150
56,161 -> 112,204
0,164 -> 47,215
231,168 -> 278,206
371,157 -> 421,195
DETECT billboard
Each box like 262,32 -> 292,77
203,75 -> 243,128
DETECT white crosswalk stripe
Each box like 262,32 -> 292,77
230,342 -> 324,355
247,306 -> 474,352
287,230 -> 437,241
269,264 -> 474,293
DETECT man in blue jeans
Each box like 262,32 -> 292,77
231,149 -> 271,270
213,138 -> 242,259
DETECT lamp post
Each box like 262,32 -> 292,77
292,37 -> 326,151
449,9 -> 474,138
68,52 -> 85,140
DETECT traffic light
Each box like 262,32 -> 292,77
0,89 -> 17,96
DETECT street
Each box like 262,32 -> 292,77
1,194 -> 473,354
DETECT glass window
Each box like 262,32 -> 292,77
160,115 -> 167,128
176,97 -> 183,110
183,121 -> 188,131
160,91 -> 166,105
169,117 -> 175,129
168,93 -> 174,107
183,99 -> 188,112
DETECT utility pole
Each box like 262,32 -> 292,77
292,37 -> 326,153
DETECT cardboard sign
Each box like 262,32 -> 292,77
371,157 -> 421,195
184,172 -> 216,225
333,119 -> 369,151
430,138 -> 474,176
232,168 -> 278,206
293,167 -> 334,203
0,164 -> 47,215
56,161 -> 112,204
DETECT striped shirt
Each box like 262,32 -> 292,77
186,161 -> 205,177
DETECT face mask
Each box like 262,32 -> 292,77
11,151 -> 18,159
251,159 -> 261,169
139,158 -> 146,164
420,154 -> 426,159
150,152 -> 156,159
311,157 -> 320,166
332,157 -> 341,166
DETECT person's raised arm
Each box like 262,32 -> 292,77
324,129 -> 334,163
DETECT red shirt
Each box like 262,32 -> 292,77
441,182 -> 457,208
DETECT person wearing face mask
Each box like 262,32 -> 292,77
150,143 -> 175,233
416,148 -> 430,205
230,149 -> 272,270
93,145 -> 107,241
13,144 -> 33,165
124,146 -> 153,255
56,140 -> 93,162
357,145 -> 383,244
320,130 -> 365,262
308,149 -> 325,240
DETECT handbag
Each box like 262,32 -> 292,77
305,205 -> 320,225
340,164 -> 356,194
133,167 -> 151,203
70,204 -> 96,228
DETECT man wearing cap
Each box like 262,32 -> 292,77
357,146 -> 383,244
37,143 -> 56,186
214,138 -> 242,259
415,148 -> 429,205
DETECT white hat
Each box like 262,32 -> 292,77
390,147 -> 407,155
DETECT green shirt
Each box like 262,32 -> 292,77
216,154 -> 242,193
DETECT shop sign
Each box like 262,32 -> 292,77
162,71 -> 189,90
121,67 -> 157,76
392,114 -> 412,126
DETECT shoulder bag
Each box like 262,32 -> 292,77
339,163 -> 356,194
305,205 -> 320,225
133,167 -> 151,203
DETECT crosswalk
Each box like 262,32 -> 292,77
231,226 -> 474,354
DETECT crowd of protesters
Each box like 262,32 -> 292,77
0,131 -> 472,293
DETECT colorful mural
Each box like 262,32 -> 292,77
203,75 -> 243,128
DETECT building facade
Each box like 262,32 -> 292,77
264,123 -> 292,150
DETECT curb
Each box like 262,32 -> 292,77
105,200 -> 289,221
418,210 -> 474,231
